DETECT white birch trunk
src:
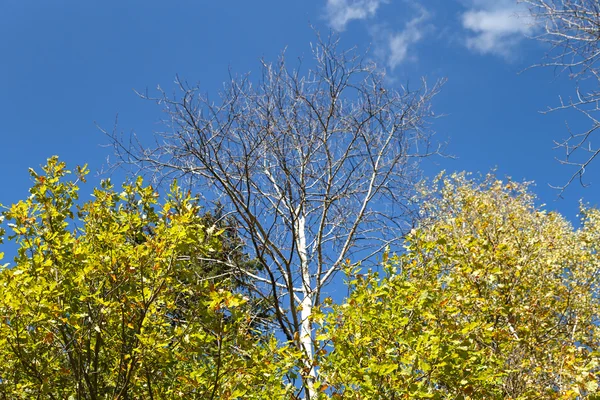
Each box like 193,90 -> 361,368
297,213 -> 316,399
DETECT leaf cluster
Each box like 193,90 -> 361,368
0,157 -> 295,399
318,173 -> 600,399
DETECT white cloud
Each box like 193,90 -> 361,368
325,0 -> 388,31
389,12 -> 429,69
461,1 -> 534,57
323,0 -> 429,70
369,6 -> 433,71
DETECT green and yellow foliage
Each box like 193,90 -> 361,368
3,160 -> 600,399
0,157 -> 296,399
318,173 -> 600,399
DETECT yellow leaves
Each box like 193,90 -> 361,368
315,333 -> 328,342
317,173 -> 600,399
584,378 -> 599,393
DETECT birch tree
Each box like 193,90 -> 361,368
523,0 -> 600,191
109,36 -> 443,399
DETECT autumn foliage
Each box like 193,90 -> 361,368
319,174 -> 600,399
1,161 -> 599,399
0,157 -> 295,399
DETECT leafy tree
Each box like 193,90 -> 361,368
108,35 -> 443,399
318,173 -> 600,399
0,157 -> 297,399
4,159 -> 600,399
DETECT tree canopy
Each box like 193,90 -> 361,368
2,159 -> 600,399
318,173 -> 600,399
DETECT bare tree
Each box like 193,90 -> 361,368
522,0 -> 600,192
109,36 -> 443,399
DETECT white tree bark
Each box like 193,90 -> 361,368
297,213 -> 316,398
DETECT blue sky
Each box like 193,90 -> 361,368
1,0 -> 598,225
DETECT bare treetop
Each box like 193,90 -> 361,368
109,35 -> 443,399
523,0 -> 600,192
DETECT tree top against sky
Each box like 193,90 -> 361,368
1,1 -> 599,219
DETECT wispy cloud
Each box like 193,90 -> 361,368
386,11 -> 429,69
461,1 -> 533,58
323,0 -> 429,70
369,6 -> 430,71
324,0 -> 388,31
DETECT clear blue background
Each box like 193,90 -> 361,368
1,1 -> 596,230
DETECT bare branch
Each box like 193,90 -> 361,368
522,0 -> 600,192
